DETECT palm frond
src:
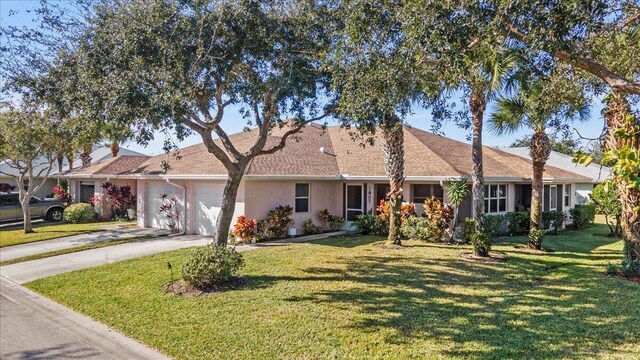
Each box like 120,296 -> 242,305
487,96 -> 528,135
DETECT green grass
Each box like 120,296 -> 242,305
0,235 -> 160,266
0,222 -> 121,247
27,221 -> 640,359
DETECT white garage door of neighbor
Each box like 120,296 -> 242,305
148,183 -> 177,230
195,183 -> 225,236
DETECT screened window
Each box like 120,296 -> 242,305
484,184 -> 507,214
412,184 -> 444,203
564,185 -> 571,207
549,185 -> 558,210
295,183 -> 309,213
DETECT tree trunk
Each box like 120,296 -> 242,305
57,154 -> 64,174
213,170 -> 245,246
604,93 -> 640,264
529,130 -> 550,250
67,153 -> 74,170
380,123 -> 405,245
22,199 -> 33,234
469,87 -> 488,255
110,141 -> 120,157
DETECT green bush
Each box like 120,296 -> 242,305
460,217 -> 476,243
542,210 -> 565,235
505,211 -> 530,234
353,213 -> 387,235
570,204 -> 595,230
303,219 -> 321,235
263,205 -> 295,239
471,232 -> 491,257
328,215 -> 345,231
528,228 -> 545,249
181,245 -> 244,289
400,216 -> 434,241
484,214 -> 506,238
63,203 -> 96,223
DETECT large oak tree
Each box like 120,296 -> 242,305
70,0 -> 333,245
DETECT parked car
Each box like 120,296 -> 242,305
0,193 -> 65,222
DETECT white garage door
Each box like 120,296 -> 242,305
148,183 -> 177,230
195,183 -> 225,236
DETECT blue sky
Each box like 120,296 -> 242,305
1,0 -> 607,156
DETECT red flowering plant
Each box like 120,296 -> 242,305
52,185 -> 72,207
422,196 -> 453,242
158,194 -> 182,233
232,215 -> 258,243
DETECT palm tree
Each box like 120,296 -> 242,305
465,45 -> 523,256
102,123 -> 133,157
489,77 -> 589,250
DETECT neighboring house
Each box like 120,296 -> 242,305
61,125 -> 591,235
0,146 -> 145,199
500,147 -> 611,205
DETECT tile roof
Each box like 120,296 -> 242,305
60,125 -> 590,181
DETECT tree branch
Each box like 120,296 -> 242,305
501,18 -> 640,94
258,113 -> 329,156
181,116 -> 233,169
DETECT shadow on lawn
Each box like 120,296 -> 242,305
252,233 -> 635,359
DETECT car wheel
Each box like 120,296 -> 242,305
47,208 -> 64,222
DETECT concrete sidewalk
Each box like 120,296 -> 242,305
0,227 -> 169,262
1,277 -> 170,360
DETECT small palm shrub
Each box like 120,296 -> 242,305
63,203 -> 96,223
182,245 -> 244,289
471,232 -> 491,257
528,228 -> 545,249
303,219 -> 321,235
353,213 -> 387,235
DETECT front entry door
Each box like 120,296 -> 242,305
345,185 -> 364,224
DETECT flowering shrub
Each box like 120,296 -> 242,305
376,200 -> 416,224
159,194 -> 182,233
52,185 -> 72,207
422,196 -> 453,242
303,219 -> 321,235
263,205 -> 294,239
353,213 -> 388,235
232,215 -> 257,242
0,183 -> 16,193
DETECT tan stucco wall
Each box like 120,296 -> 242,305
244,180 -> 342,230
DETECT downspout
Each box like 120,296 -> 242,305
165,178 -> 187,235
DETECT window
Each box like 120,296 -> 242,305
346,185 -> 363,221
484,184 -> 507,213
564,184 -> 571,207
412,184 -> 443,203
295,183 -> 309,213
1,195 -> 19,206
549,185 -> 557,210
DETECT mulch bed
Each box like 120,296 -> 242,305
513,245 -> 556,254
165,277 -> 245,297
605,272 -> 640,284
459,252 -> 506,263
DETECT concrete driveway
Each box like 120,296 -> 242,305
1,227 -> 169,262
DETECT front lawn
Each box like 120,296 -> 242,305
0,222 -> 110,247
27,222 -> 640,359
